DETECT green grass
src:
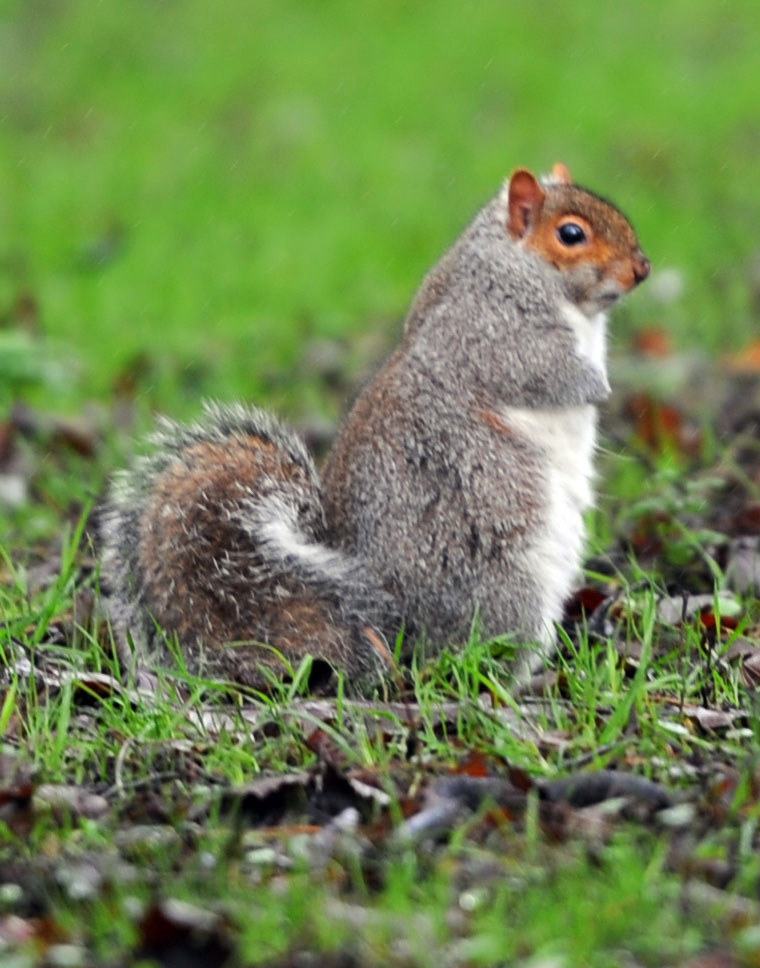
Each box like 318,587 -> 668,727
3,0 -> 760,419
3,544 -> 760,965
3,0 -> 760,964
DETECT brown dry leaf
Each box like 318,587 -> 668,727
0,756 -> 34,803
625,392 -> 701,456
217,759 -> 389,831
10,292 -> 41,333
724,500 -> 760,535
318,762 -> 391,819
0,420 -> 15,466
740,650 -> 760,687
722,638 -> 760,685
9,661 -> 142,707
562,586 -> 607,623
113,351 -> 154,399
507,765 -> 535,793
451,751 -> 494,778
50,418 -> 100,458
0,756 -> 36,836
253,822 -> 322,838
676,852 -> 737,891
9,402 -> 102,461
697,609 -> 740,633
722,339 -> 760,374
681,706 -> 741,733
697,765 -> 760,833
33,784 -> 109,821
218,773 -> 312,826
633,326 -> 675,358
723,638 -> 760,662
137,899 -> 233,967
629,509 -> 670,559
305,727 -> 350,769
0,913 -> 67,950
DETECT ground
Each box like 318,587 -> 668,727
2,1 -> 760,965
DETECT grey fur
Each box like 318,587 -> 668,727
403,198 -> 611,406
100,173 -> 648,690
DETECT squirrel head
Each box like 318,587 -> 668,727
503,164 -> 650,317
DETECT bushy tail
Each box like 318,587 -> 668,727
99,401 -> 396,690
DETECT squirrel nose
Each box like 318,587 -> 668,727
633,254 -> 651,285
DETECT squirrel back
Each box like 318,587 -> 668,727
101,165 -> 649,691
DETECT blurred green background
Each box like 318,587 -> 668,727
2,0 -> 759,419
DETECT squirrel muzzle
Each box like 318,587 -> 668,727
632,251 -> 651,286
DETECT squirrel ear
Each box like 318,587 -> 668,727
551,162 -> 573,185
507,169 -> 546,240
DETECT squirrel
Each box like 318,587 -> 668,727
100,164 -> 650,693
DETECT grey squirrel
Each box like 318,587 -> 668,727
100,164 -> 649,692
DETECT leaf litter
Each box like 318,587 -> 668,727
3,349 -> 760,963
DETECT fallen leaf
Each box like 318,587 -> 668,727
723,339 -> 760,374
451,751 -> 493,778
633,327 -> 675,357
137,899 -> 233,967
33,784 -> 109,821
681,707 -> 741,733
540,770 -> 672,811
657,592 -> 742,626
625,392 -> 701,456
218,773 -> 312,827
562,586 -> 607,623
724,536 -> 760,594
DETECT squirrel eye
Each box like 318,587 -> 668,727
557,222 -> 587,247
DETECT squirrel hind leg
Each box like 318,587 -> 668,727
234,598 -> 397,694
137,593 -> 394,696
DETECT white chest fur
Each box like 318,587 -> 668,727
499,305 -> 608,649
500,402 -> 598,646
560,301 -> 610,391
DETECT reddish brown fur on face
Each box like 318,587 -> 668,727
523,183 -> 649,292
